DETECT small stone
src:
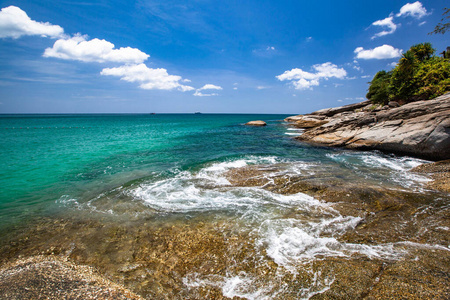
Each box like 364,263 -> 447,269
388,101 -> 400,108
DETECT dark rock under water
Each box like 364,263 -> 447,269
0,161 -> 449,299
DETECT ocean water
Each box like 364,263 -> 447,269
0,113 -> 446,298
0,114 -> 296,225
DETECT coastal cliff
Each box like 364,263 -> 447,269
286,93 -> 450,160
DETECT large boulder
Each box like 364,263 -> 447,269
293,93 -> 450,160
245,120 -> 267,126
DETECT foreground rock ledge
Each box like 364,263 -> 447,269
285,93 -> 450,160
0,255 -> 142,300
245,120 -> 267,126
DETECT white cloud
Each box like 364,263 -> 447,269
354,45 -> 402,60
256,86 -> 269,90
371,16 -> 397,39
193,91 -> 218,97
44,34 -> 149,64
396,1 -> 428,19
388,61 -> 398,68
253,46 -> 277,57
100,63 -> 194,91
276,62 -> 347,90
198,84 -> 222,91
361,75 -> 372,79
193,84 -> 223,96
0,6 -> 64,39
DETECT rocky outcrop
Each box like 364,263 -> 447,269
286,93 -> 450,160
245,120 -> 267,126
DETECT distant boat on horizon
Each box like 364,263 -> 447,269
194,112 -> 202,114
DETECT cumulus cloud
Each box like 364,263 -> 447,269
354,45 -> 402,60
44,34 -> 149,64
0,6 -> 64,39
371,16 -> 397,39
276,62 -> 347,90
396,1 -> 428,19
100,63 -> 194,91
198,84 -> 222,91
193,84 -> 223,96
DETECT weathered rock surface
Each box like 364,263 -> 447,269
294,116 -> 329,128
245,120 -> 267,126
286,93 -> 450,160
0,255 -> 142,300
412,159 -> 450,193
310,100 -> 371,117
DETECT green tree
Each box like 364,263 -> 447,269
414,57 -> 450,99
389,49 -> 421,101
407,43 -> 435,62
366,70 -> 392,105
366,43 -> 450,104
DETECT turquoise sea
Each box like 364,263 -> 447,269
1,114 -> 295,227
0,114 -> 447,298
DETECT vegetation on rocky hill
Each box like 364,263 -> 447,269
366,43 -> 450,105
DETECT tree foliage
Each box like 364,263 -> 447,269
429,8 -> 450,35
366,43 -> 450,105
366,71 -> 392,105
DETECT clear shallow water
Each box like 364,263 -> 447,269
0,114 -> 291,225
1,113 -> 445,299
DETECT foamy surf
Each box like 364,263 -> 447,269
56,154 -> 444,299
326,152 -> 431,190
125,156 -> 418,299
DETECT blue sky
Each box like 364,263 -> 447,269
0,0 -> 448,113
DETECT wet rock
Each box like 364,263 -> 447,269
0,255 -> 142,300
1,162 -> 449,300
245,120 -> 267,126
412,159 -> 450,193
225,164 -> 450,246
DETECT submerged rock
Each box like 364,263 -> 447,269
245,120 -> 267,126
286,93 -> 450,160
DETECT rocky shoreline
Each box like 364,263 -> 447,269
1,97 -> 449,299
285,93 -> 450,161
